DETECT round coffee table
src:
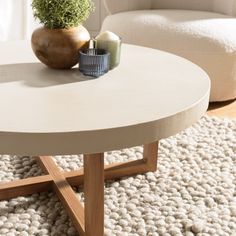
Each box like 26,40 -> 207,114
0,42 -> 210,236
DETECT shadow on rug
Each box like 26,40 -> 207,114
0,116 -> 235,236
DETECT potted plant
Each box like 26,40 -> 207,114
31,0 -> 94,69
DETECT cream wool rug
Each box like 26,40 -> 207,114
0,116 -> 236,236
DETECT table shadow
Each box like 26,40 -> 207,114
0,63 -> 96,88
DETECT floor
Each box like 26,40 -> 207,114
207,99 -> 236,118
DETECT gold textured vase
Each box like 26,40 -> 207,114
31,26 -> 90,69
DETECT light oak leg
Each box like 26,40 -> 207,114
0,141 -> 159,235
0,175 -> 53,200
143,141 -> 159,172
84,153 -> 104,236
38,156 -> 85,236
65,141 -> 159,186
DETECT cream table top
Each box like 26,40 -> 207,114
0,41 -> 210,155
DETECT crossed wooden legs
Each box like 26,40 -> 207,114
0,141 -> 159,236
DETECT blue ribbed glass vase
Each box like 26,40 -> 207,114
78,49 -> 110,77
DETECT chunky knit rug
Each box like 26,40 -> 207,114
0,116 -> 236,236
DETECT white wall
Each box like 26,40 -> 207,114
0,0 -> 107,41
84,0 -> 108,37
0,0 -> 39,41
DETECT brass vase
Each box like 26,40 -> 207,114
31,26 -> 90,69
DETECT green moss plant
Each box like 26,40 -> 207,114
32,0 -> 94,29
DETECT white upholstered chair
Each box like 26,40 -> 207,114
101,0 -> 236,102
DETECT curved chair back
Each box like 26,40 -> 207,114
151,0 -> 236,16
103,0 -> 151,14
103,0 -> 236,16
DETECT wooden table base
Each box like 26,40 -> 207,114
0,142 -> 158,236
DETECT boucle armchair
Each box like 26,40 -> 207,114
101,0 -> 236,102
